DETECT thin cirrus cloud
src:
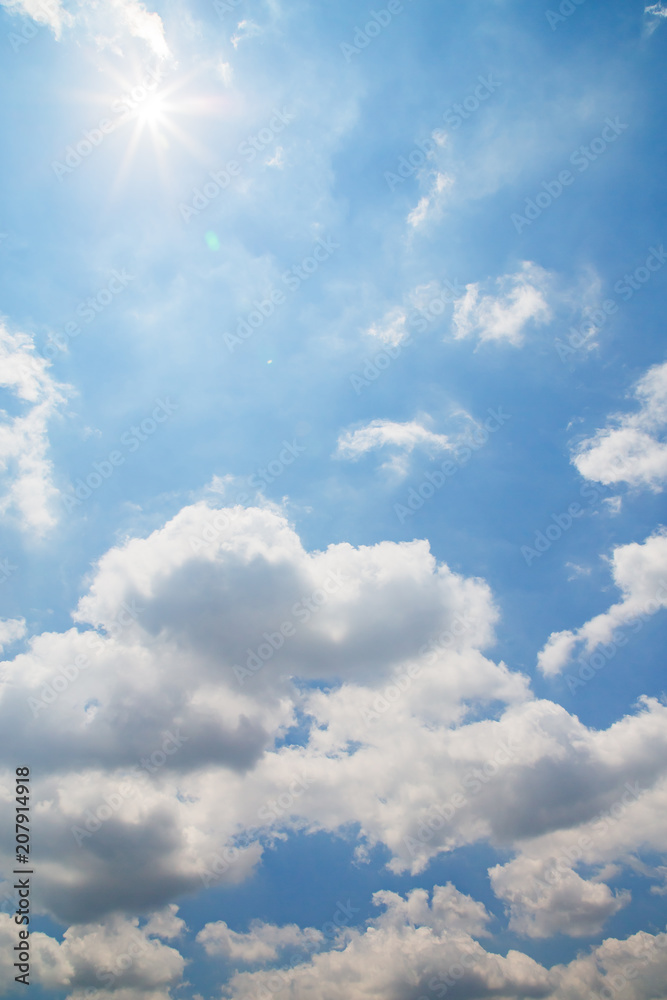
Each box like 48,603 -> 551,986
452,261 -> 552,346
572,360 -> 667,492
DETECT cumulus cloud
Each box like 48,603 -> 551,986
572,360 -> 667,491
490,856 -> 630,938
1,502 -> 666,942
222,884 -> 551,1000
197,919 -> 323,964
196,900 -> 667,1000
0,321 -> 69,534
0,907 -> 186,996
100,0 -> 170,59
537,530 -> 667,676
551,928 -> 667,1000
5,886 -> 667,1000
0,0 -> 170,59
0,501 -> 511,921
452,261 -> 552,346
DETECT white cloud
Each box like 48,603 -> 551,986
0,617 -> 26,652
223,885 -> 551,1000
1,502 -> 667,943
0,321 -> 69,534
0,907 -> 186,996
0,0 -> 71,35
335,418 -> 452,475
0,501 -> 508,921
490,856 -> 630,938
212,897 -> 667,1000
99,0 -> 170,60
407,171 -> 453,228
572,361 -> 667,491
0,0 -> 170,59
452,261 -> 552,346
216,60 -> 234,86
551,928 -> 667,1000
5,884 -> 667,1000
537,530 -> 667,676
365,306 -> 409,347
197,919 -> 323,964
645,1 -> 667,33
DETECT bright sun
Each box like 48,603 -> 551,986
93,63 -> 234,198
134,92 -> 170,129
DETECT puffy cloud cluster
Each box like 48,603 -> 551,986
0,501 -> 512,922
572,360 -> 667,491
645,2 -> 667,34
221,885 -> 552,1000
216,886 -> 667,1000
0,906 -> 185,998
0,502 -> 665,968
335,417 -> 453,476
3,887 -> 667,1000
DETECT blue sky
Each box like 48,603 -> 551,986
1,0 -> 667,997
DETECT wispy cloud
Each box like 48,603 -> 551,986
452,261 -> 552,346
365,306 -> 409,347
335,418 -> 453,476
1,0 -> 170,58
